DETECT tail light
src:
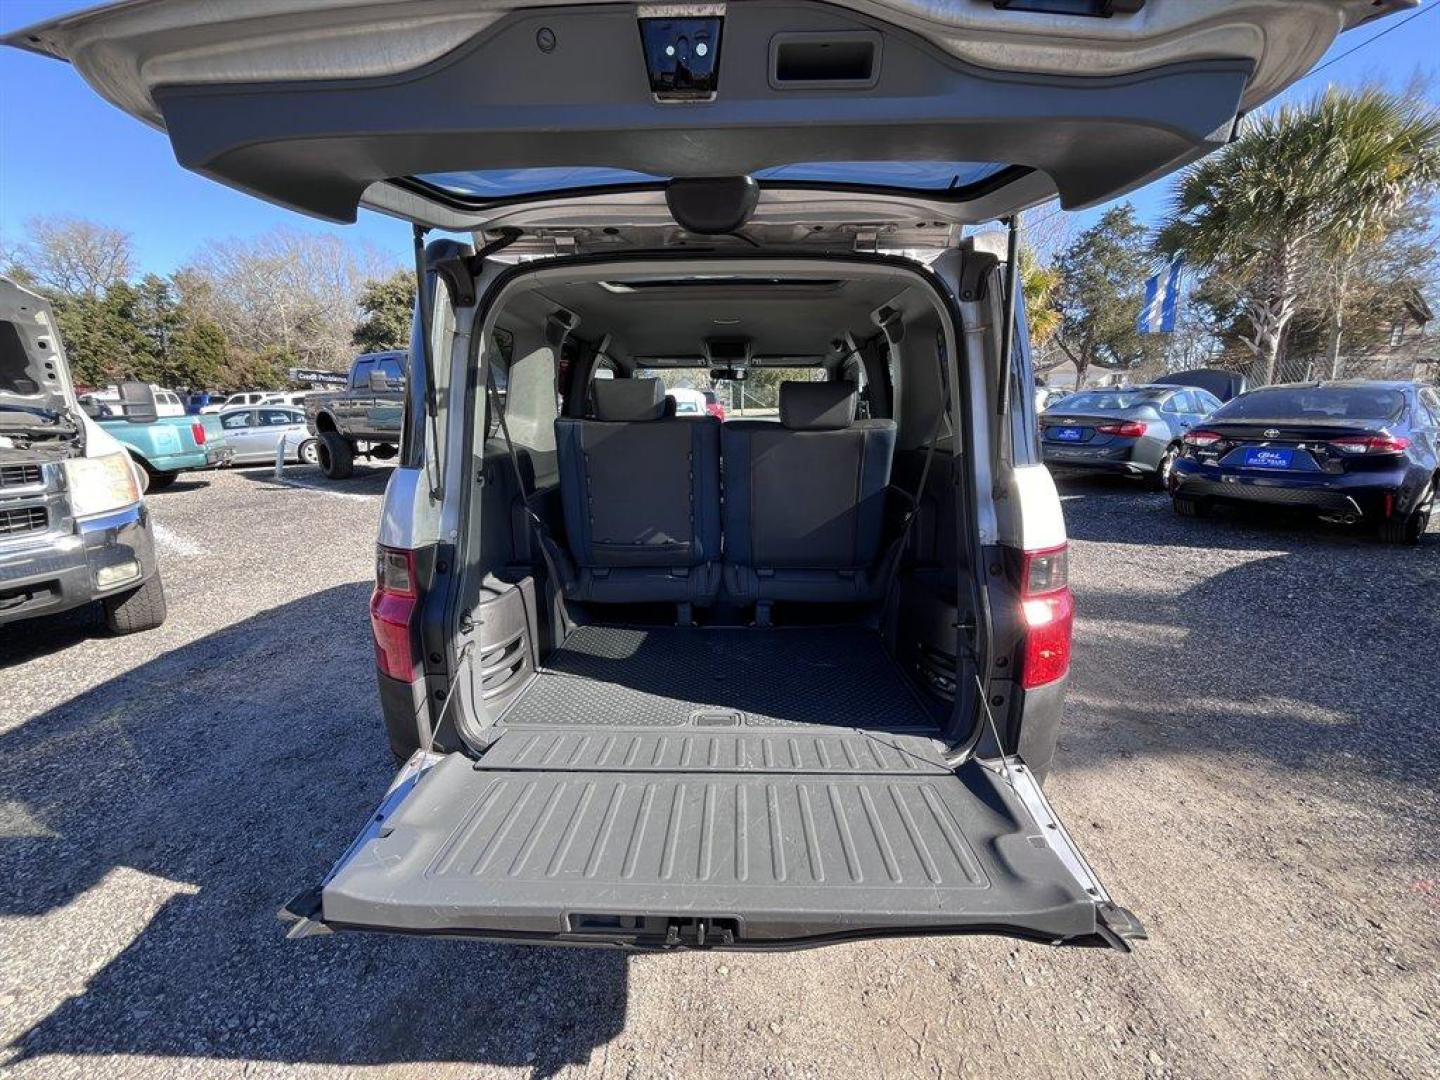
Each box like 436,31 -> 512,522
1183,429 -> 1222,447
191,421 -> 206,446
1330,434 -> 1409,455
1019,544 -> 1074,690
1096,420 -> 1147,438
370,546 -> 419,681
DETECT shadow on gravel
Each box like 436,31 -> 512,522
1059,537 -> 1440,804
233,460 -> 394,496
1,583 -> 627,1076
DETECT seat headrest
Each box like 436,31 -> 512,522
592,377 -> 671,422
779,381 -> 858,431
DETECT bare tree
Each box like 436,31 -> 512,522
181,227 -> 400,370
17,215 -> 135,297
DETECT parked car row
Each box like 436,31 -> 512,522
1042,378 -> 1438,545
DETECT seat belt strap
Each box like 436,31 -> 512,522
484,365 -> 569,593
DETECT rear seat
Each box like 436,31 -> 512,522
722,381 -> 897,609
553,378 -> 722,604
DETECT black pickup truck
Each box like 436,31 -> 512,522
303,350 -> 405,479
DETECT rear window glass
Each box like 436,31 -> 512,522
418,161 -> 1008,201
1052,389 -> 1165,412
1213,387 -> 1405,422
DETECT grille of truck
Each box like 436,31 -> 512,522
0,506 -> 48,536
0,464 -> 43,490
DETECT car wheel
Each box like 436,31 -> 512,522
317,431 -> 354,480
103,571 -> 167,635
1379,482 -> 1433,546
1150,446 -> 1179,491
145,469 -> 180,491
1172,494 -> 1210,518
298,438 -> 320,466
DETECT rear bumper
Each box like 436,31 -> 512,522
1172,461 -> 1411,519
0,503 -> 158,624
150,446 -> 232,472
1042,443 -> 1153,475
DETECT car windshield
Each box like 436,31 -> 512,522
1213,386 -> 1405,422
1050,389 -> 1165,412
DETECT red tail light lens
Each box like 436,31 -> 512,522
1184,429 -> 1222,447
370,546 -> 419,681
1330,434 -> 1409,455
192,421 -> 206,446
1019,544 -> 1074,690
1096,420 -> 1147,438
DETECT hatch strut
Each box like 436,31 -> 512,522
412,224 -> 443,503
994,215 -> 1021,417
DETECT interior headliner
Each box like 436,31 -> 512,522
502,270 -> 919,363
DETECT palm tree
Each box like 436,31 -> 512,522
1020,246 -> 1062,346
1155,87 -> 1440,385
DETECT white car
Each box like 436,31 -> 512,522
201,390 -> 272,414
664,387 -> 708,416
16,0 -> 1398,952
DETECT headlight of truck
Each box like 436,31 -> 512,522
63,451 -> 141,518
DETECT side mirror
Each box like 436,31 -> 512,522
119,380 -> 158,424
368,370 -> 391,392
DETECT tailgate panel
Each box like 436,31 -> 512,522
320,754 -> 1109,945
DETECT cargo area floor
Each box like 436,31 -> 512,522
498,625 -> 937,734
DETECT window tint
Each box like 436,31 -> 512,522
1057,389 -> 1165,412
351,359 -> 375,388
259,409 -> 297,426
490,339 -> 557,458
1213,386 -> 1406,422
221,411 -> 252,430
1160,392 -> 1185,413
377,355 -> 405,380
1195,390 -> 1222,414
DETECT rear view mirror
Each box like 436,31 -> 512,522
118,380 -> 158,424
368,371 -> 391,392
710,366 -> 748,382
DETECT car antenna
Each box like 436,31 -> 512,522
995,215 -> 1021,417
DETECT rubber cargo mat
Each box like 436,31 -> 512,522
499,626 -> 936,732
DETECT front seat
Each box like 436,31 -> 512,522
553,378 -> 722,606
722,381 -> 897,611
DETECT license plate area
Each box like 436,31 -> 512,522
1050,426 -> 1085,442
1241,447 -> 1294,469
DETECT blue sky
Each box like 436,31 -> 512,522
2,0 -> 1436,275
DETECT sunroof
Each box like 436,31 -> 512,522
415,161 -> 1011,201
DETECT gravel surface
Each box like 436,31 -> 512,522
1,466 -> 1436,1080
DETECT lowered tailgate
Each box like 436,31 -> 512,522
285,734 -> 1141,950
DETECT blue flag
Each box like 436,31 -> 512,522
1138,257 -> 1184,334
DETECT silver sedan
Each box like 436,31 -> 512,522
217,406 -> 320,465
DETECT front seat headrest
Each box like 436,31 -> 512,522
779,380 -> 858,431
592,377 -> 672,421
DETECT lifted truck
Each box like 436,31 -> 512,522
303,350 -> 405,479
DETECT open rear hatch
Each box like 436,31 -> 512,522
13,0 -> 1407,950
285,741 -> 1141,950
7,1 -> 1409,238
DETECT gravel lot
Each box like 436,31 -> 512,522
1,465 -> 1436,1080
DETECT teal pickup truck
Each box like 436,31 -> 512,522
81,400 -> 231,488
